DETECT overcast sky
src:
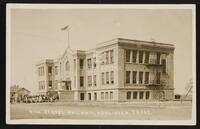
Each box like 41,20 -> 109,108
10,7 -> 194,94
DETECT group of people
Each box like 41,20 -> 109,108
11,94 -> 59,103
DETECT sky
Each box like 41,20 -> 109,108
10,7 -> 194,94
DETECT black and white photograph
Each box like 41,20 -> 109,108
6,4 -> 196,125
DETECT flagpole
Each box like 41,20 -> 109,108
67,27 -> 70,49
61,25 -> 70,49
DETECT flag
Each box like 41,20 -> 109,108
61,25 -> 69,31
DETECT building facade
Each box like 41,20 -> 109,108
36,38 -> 175,102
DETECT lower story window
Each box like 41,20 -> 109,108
88,93 -> 91,101
80,93 -> 85,101
139,92 -> 144,99
146,91 -> 150,99
127,92 -> 131,100
101,92 -> 104,100
110,92 -> 113,100
133,92 -> 138,99
105,92 -> 108,100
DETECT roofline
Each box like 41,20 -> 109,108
96,38 -> 174,49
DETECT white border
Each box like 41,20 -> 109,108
6,4 -> 196,125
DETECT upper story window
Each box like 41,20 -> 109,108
110,50 -> 114,63
111,71 -> 114,84
101,49 -> 114,65
55,66 -> 58,75
126,71 -> 131,84
139,71 -> 143,84
156,72 -> 161,84
80,59 -> 84,69
101,72 -> 105,85
157,52 -> 161,64
65,61 -> 70,71
93,57 -> 96,68
80,76 -> 84,87
132,71 -> 137,84
74,59 -> 76,70
145,51 -> 149,64
87,58 -> 92,69
139,51 -> 144,64
87,76 -> 92,86
48,66 -> 52,74
106,72 -> 109,84
132,50 -> 137,63
161,59 -> 166,73
145,72 -> 149,84
125,49 -> 131,63
38,67 -> 44,76
106,51 -> 109,64
93,75 -> 96,86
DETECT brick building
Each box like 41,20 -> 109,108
36,38 -> 175,102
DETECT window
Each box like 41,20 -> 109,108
105,92 -> 108,100
93,75 -> 96,86
157,52 -> 161,64
80,93 -> 84,101
101,73 -> 105,85
132,71 -> 137,84
80,59 -> 84,69
139,72 -> 143,84
74,59 -> 76,69
65,61 -> 70,71
80,76 -> 84,87
126,50 -> 131,63
110,92 -> 113,100
156,72 -> 161,84
88,93 -> 91,101
133,92 -> 138,99
87,58 -> 92,69
132,50 -> 137,63
106,72 -> 109,84
54,80 -> 58,89
39,81 -> 41,90
38,68 -> 40,76
101,92 -> 104,100
110,50 -> 114,63
139,51 -> 144,63
101,52 -> 106,65
48,66 -> 52,74
127,92 -> 131,100
111,71 -> 114,84
42,81 -> 45,89
145,72 -> 149,84
145,51 -> 149,64
106,51 -> 109,64
94,92 -> 97,100
93,58 -> 96,68
146,91 -> 150,99
48,80 -> 52,88
88,76 -> 92,86
162,59 -> 166,73
139,92 -> 144,99
42,67 -> 44,75
126,71 -> 131,84
55,66 -> 58,75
